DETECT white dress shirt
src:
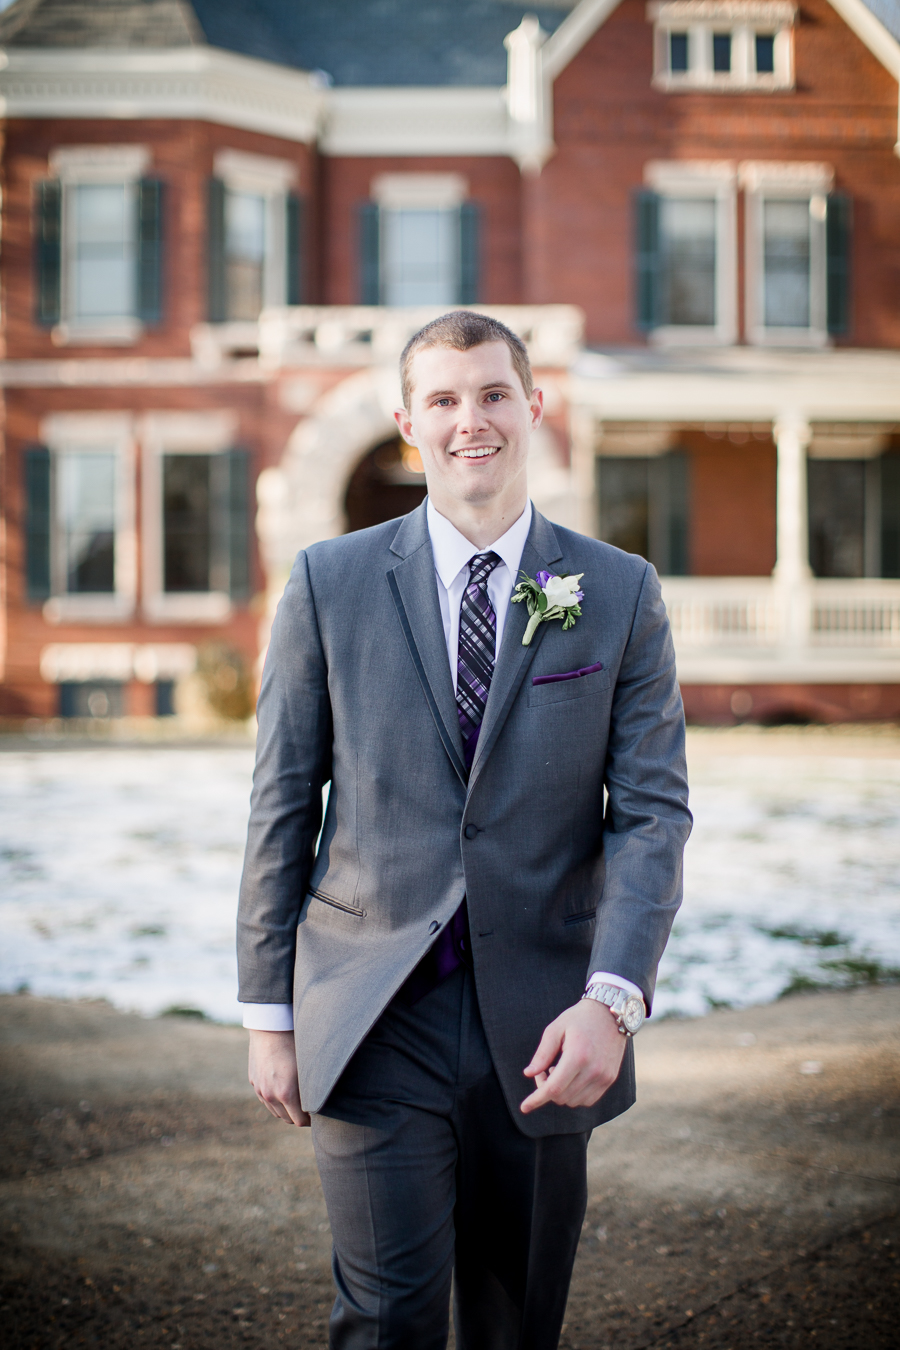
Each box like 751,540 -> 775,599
242,499 -> 642,1031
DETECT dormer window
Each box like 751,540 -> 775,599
650,1 -> 795,91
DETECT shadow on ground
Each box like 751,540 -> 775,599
1,987 -> 897,1348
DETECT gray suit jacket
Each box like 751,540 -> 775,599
237,502 -> 691,1138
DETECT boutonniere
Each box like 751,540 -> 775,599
511,569 -> 584,646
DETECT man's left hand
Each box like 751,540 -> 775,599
520,997 -> 626,1114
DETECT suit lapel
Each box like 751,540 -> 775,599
468,510 -> 564,788
387,506 -> 468,787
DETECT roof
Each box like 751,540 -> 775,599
0,0 -> 896,83
0,0 -> 578,85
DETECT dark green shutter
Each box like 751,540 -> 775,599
137,178 -> 164,324
358,202 -> 380,305
826,192 -> 851,335
458,201 -> 480,304
226,448 -> 250,599
207,177 -> 227,322
648,451 -> 690,575
882,453 -> 900,579
286,191 -> 304,304
635,190 -> 661,331
34,180 -> 62,327
24,446 -> 52,601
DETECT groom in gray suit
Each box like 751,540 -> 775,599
237,311 -> 691,1349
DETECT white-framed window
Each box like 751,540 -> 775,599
361,174 -> 479,307
209,150 -> 300,322
37,413 -> 136,622
741,161 -> 833,346
649,1 -> 795,91
637,161 -> 737,344
43,146 -> 159,344
140,411 -> 250,623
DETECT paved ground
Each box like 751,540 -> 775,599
1,986 -> 897,1348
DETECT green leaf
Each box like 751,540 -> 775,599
537,592 -> 548,613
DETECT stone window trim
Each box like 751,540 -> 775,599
211,149 -> 299,317
649,0 -> 796,91
39,411 -> 137,625
47,145 -> 152,347
642,160 -> 738,347
139,410 -> 239,625
741,161 -> 835,349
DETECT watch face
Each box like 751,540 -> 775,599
622,996 -> 645,1034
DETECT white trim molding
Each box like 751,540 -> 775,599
140,410 -> 238,625
213,148 -> 298,194
320,86 -> 509,157
39,412 -> 137,625
643,160 -> 739,346
649,0 -> 796,91
50,144 -> 151,180
40,642 -> 197,684
371,173 -> 468,209
741,162 -> 835,348
0,46 -> 325,143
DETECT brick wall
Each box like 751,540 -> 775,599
319,155 -> 522,305
534,0 -> 900,346
1,118 -> 313,360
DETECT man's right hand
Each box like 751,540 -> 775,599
248,1030 -> 310,1127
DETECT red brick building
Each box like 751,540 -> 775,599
1,0 -> 899,723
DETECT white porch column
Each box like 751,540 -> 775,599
773,415 -> 813,648
568,407 -> 598,537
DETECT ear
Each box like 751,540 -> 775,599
529,387 -> 544,432
394,407 -> 416,445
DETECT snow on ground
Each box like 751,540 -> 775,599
1,737 -> 898,1023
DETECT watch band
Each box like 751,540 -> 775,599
582,981 -> 645,1036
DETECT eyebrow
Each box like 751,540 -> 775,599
424,381 -> 516,400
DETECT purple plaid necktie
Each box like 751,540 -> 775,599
400,551 -> 503,1005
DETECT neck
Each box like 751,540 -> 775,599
427,486 -> 529,551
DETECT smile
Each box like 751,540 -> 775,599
452,447 -> 500,460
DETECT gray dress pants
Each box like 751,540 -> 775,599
311,965 -> 590,1350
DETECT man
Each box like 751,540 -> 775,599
237,311 -> 691,1348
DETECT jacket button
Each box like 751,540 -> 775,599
464,824 -> 479,840
428,920 -> 440,935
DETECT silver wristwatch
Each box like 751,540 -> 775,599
582,982 -> 645,1037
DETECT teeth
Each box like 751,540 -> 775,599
455,447 -> 498,459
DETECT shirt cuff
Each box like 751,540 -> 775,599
241,1002 -> 294,1032
585,971 -> 646,1010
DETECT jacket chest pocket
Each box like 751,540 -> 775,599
528,665 -> 611,707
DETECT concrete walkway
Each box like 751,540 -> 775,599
1,986 -> 897,1348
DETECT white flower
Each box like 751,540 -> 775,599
542,573 -> 584,609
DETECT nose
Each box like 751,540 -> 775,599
456,399 -> 490,435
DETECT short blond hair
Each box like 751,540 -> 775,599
400,310 -> 533,410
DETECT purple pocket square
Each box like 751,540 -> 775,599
532,661 -> 604,686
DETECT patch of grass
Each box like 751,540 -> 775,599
705,996 -> 733,1011
780,954 -> 900,998
759,925 -> 847,948
161,1006 -> 208,1020
130,925 -> 167,938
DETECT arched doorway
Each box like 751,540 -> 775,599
344,437 -> 427,533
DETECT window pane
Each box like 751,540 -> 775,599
57,451 -> 116,594
660,198 -> 717,326
598,459 -> 650,558
225,190 -> 266,320
755,33 -> 775,73
712,33 -> 732,72
763,199 -> 810,328
163,455 -> 211,592
808,460 -> 865,578
669,32 -> 689,72
382,208 -> 459,306
71,184 -> 135,320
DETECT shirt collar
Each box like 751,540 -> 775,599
426,497 -> 533,589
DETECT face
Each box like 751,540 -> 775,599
394,342 -> 543,512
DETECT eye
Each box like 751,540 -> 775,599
486,392 -> 504,402
434,397 -> 453,407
